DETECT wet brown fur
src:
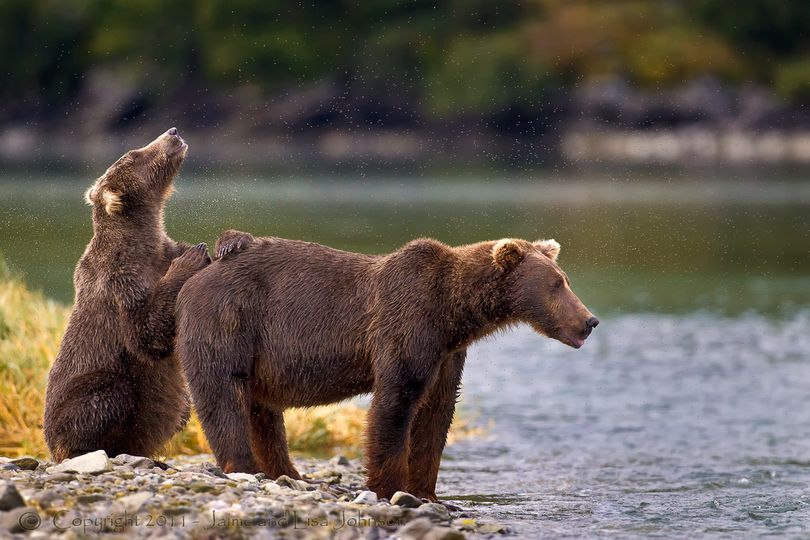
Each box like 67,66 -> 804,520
43,129 -> 211,462
176,234 -> 596,500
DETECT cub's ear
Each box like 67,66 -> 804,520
84,181 -> 122,215
83,183 -> 98,206
492,239 -> 525,271
535,239 -> 561,261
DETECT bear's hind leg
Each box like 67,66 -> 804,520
180,339 -> 259,474
44,372 -> 135,461
249,404 -> 301,479
406,350 -> 466,501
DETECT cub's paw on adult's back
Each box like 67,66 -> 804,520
215,230 -> 254,260
169,243 -> 211,276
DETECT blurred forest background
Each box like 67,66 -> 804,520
2,0 -> 810,168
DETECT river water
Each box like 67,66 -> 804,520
1,171 -> 809,537
444,313 -> 810,537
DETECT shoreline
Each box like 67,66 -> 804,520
0,451 -> 508,539
4,126 -> 810,171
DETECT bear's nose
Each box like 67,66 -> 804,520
167,127 -> 178,136
584,317 -> 599,334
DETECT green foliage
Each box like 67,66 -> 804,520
0,0 -> 96,103
0,0 -> 808,115
775,59 -> 810,102
626,27 -> 743,86
689,0 -> 810,57
427,32 -> 553,115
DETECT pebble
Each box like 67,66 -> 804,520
46,450 -> 112,475
10,458 -> 38,471
452,517 -> 478,531
426,527 -> 467,540
0,482 -> 25,511
188,481 -> 216,493
477,522 -> 509,534
391,491 -> 423,508
44,473 -> 76,483
352,490 -> 379,505
226,472 -> 257,483
395,517 -> 436,539
76,493 -> 107,504
117,491 -> 152,512
418,502 -> 451,520
0,506 -> 36,533
275,474 -> 311,491
113,454 -> 154,470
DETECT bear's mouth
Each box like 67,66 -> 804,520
560,332 -> 586,349
168,136 -> 188,157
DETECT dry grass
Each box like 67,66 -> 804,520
0,260 -> 66,456
0,262 -> 482,459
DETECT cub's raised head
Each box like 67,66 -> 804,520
85,127 -> 188,216
493,238 -> 598,348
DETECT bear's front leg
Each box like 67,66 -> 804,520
365,366 -> 433,499
115,244 -> 211,358
165,239 -> 194,259
406,350 -> 466,501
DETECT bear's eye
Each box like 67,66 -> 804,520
551,279 -> 564,290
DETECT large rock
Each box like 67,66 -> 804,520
46,450 -> 112,475
0,483 -> 25,511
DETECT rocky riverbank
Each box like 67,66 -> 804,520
0,452 -> 509,539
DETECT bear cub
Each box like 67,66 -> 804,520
177,234 -> 598,500
44,128 -> 211,461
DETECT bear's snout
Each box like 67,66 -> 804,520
583,316 -> 599,337
160,127 -> 187,156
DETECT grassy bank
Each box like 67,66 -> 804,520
0,261 -> 480,459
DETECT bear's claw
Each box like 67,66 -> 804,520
214,230 -> 254,260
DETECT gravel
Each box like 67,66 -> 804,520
0,451 -> 510,538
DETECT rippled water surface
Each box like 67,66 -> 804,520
444,313 -> 810,537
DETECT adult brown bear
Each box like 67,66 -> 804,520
177,233 -> 598,500
44,128 -> 212,462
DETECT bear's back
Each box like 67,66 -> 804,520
178,237 -> 378,337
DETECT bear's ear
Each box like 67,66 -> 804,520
84,181 -> 122,215
83,184 -> 98,206
535,239 -> 561,261
492,239 -> 525,271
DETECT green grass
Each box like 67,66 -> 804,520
0,261 -> 480,459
